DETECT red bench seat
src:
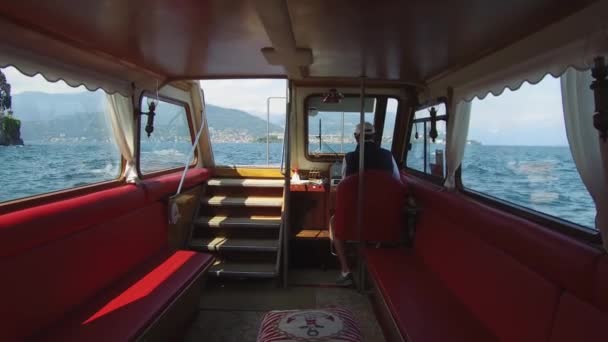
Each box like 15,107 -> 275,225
365,173 -> 607,342
0,169 -> 212,341
37,250 -> 213,341
365,248 -> 496,342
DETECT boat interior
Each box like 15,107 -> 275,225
1,1 -> 608,341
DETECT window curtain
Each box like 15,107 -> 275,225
106,93 -> 138,183
561,68 -> 608,250
444,101 -> 472,189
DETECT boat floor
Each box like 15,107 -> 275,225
183,269 -> 385,341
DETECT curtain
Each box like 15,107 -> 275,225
561,68 -> 608,250
444,101 -> 472,189
106,93 -> 138,183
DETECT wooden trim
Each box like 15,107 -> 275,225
212,166 -> 284,179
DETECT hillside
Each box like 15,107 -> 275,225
11,91 -> 283,142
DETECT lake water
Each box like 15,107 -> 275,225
0,142 -> 596,229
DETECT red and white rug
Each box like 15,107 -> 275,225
257,307 -> 362,342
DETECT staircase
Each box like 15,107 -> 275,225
189,177 -> 285,279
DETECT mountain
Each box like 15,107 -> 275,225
12,91 -> 105,122
205,104 -> 283,142
10,91 -> 283,142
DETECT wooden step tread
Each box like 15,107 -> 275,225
208,260 -> 276,278
208,178 -> 285,188
202,196 -> 283,207
195,216 -> 282,228
191,237 -> 279,252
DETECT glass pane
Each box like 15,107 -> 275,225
139,97 -> 192,174
0,66 -> 121,203
306,96 -> 376,157
461,74 -> 596,229
200,79 -> 287,166
381,98 -> 398,149
406,103 -> 447,177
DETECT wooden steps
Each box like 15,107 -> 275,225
208,260 -> 277,278
190,177 -> 284,279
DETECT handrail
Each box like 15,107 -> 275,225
169,89 -> 206,225
176,89 -> 207,195
266,96 -> 286,165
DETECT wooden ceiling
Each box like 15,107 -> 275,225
0,0 -> 598,83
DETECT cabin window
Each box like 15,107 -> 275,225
380,98 -> 398,150
461,75 -> 596,229
405,103 -> 447,178
306,96 -> 376,158
199,79 -> 287,166
139,96 -> 194,174
0,66 -> 121,204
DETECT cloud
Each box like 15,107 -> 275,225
468,75 -> 568,146
200,79 -> 287,122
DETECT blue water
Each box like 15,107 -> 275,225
0,142 -> 596,229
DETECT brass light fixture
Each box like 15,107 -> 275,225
141,97 -> 158,138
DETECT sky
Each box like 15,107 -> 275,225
2,66 -> 569,146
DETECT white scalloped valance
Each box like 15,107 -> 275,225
0,17 -> 163,97
426,0 -> 608,104
0,44 -> 132,97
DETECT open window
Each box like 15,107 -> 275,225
460,75 -> 596,232
405,102 -> 447,179
305,95 -> 399,160
138,95 -> 195,175
0,66 -> 122,205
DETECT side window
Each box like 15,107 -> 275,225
461,75 -> 596,229
380,98 -> 398,149
0,66 -> 121,203
405,103 -> 447,178
139,96 -> 193,174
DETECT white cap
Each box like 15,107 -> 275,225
355,122 -> 375,136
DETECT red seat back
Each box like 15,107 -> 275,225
334,171 -> 407,242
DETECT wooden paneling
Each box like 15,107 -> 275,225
213,167 -> 284,179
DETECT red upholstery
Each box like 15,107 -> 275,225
407,175 -> 601,301
0,202 -> 167,341
37,251 -> 214,342
549,293 -> 608,342
365,173 -> 607,342
0,184 -> 145,258
365,248 -> 497,342
414,211 -> 559,342
0,168 -> 212,341
334,171 -> 406,241
593,256 -> 608,312
141,168 -> 211,202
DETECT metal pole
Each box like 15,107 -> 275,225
341,112 -> 345,153
266,97 -> 270,165
266,97 -> 286,165
356,77 -> 366,292
282,85 -> 292,288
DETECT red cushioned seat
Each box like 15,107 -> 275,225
334,171 -> 406,242
365,248 -> 497,342
35,250 -> 214,341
